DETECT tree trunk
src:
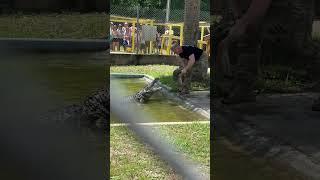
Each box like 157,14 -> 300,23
183,0 -> 200,46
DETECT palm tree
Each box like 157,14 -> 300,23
183,0 -> 201,46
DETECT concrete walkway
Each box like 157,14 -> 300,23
182,91 -> 210,115
215,93 -> 320,179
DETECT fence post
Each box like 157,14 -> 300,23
132,23 -> 136,52
136,5 -> 140,54
180,24 -> 184,45
166,25 -> 173,55
165,0 -> 171,23
199,26 -> 205,49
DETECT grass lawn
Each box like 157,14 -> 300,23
110,123 -> 210,179
0,13 -> 108,39
257,65 -> 311,93
110,65 -> 210,92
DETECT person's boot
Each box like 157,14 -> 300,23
312,97 -> 320,111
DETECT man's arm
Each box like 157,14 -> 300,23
239,0 -> 273,26
224,0 -> 273,44
184,54 -> 196,72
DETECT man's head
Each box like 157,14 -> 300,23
171,43 -> 183,54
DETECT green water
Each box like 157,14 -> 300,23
110,78 -> 208,123
22,53 -> 107,105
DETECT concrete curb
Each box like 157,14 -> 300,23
111,121 -> 210,127
110,73 -> 145,79
0,38 -> 109,52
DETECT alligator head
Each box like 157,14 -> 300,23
135,78 -> 162,103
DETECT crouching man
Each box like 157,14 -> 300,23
171,43 -> 209,95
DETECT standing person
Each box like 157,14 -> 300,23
163,26 -> 173,54
171,43 -> 209,95
111,24 -> 121,51
155,31 -> 162,54
122,22 -> 131,51
117,24 -> 125,51
138,27 -> 146,54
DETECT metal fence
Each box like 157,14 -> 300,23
110,80 -> 210,179
109,5 -> 210,55
110,5 -> 210,23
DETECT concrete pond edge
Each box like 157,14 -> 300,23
215,104 -> 320,180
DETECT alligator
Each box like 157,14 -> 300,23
43,78 -> 162,130
122,78 -> 162,103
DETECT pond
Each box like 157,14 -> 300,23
0,52 -> 108,179
110,77 -> 208,123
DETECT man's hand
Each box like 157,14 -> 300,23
181,69 -> 187,76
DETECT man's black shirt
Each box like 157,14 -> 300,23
178,46 -> 203,61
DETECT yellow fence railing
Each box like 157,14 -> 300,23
110,15 -> 210,56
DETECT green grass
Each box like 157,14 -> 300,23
0,13 -> 108,39
110,123 -> 210,179
256,65 -> 310,93
110,65 -> 210,92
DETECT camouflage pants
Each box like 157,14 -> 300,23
173,53 -> 209,93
